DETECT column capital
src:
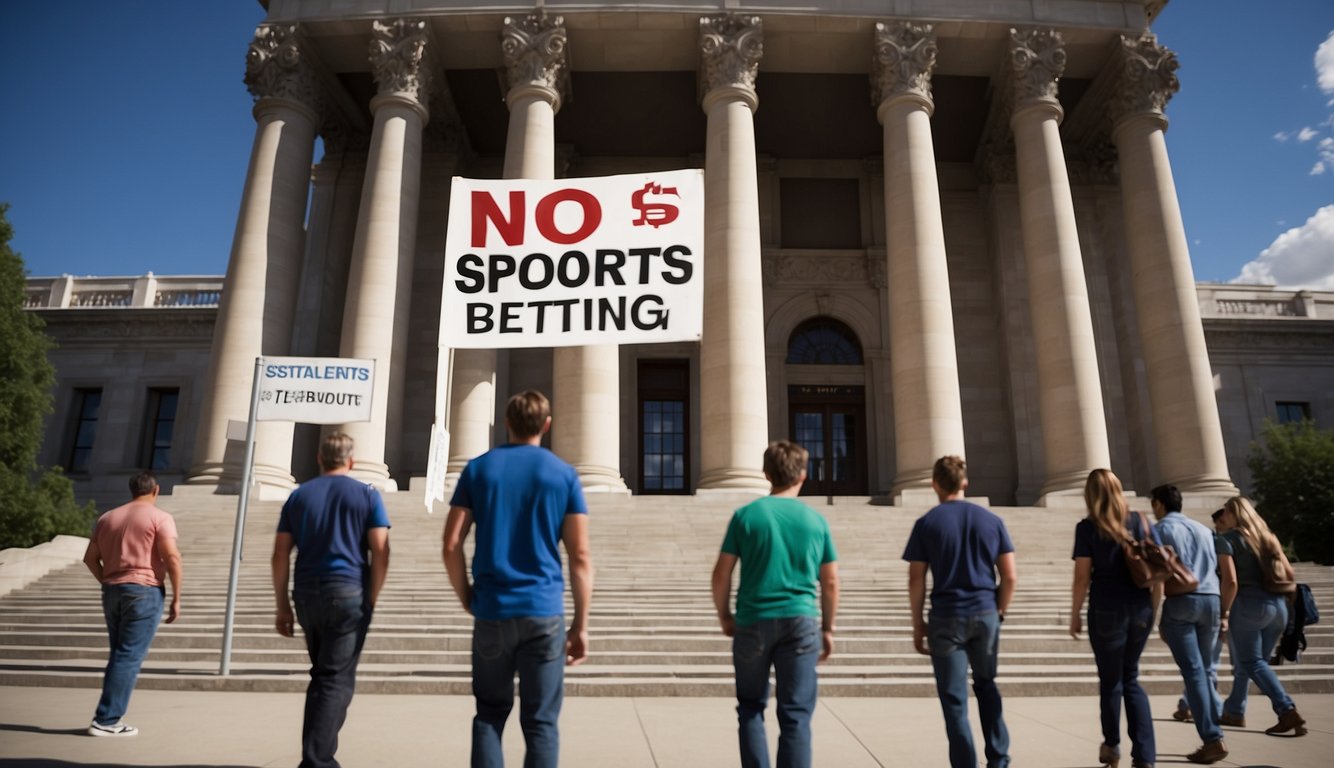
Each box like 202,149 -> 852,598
1009,27 -> 1066,107
699,14 -> 763,107
501,13 -> 570,112
369,18 -> 434,117
245,23 -> 324,122
1109,33 -> 1179,132
871,21 -> 937,114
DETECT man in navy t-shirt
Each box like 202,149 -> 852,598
443,390 -> 592,768
272,432 -> 391,768
903,456 -> 1016,768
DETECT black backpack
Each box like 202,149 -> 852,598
1271,583 -> 1320,665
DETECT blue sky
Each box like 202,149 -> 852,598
3,1 -> 1333,289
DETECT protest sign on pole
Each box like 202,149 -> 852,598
441,170 -> 704,349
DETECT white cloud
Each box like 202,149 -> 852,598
1317,136 -> 1334,176
1313,161 -> 1327,175
1233,205 -> 1334,290
1298,126 -> 1320,142
1274,130 -> 1292,142
1318,31 -> 1334,101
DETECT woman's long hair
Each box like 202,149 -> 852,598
1084,469 -> 1130,542
1223,495 -> 1281,557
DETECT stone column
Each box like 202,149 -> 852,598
1109,35 -> 1236,493
872,22 -> 967,501
697,15 -> 769,492
1008,28 -> 1111,501
336,18 -> 432,488
186,24 -> 319,495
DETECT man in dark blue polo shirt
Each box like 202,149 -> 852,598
903,455 -> 1016,768
272,432 -> 391,768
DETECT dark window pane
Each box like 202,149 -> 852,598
787,317 -> 863,364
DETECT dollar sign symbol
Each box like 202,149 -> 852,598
631,182 -> 681,228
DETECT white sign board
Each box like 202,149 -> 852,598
441,170 -> 705,348
255,356 -> 375,424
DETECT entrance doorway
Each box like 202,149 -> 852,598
788,385 -> 866,496
637,359 -> 690,494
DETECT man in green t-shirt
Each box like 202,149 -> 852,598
711,440 -> 840,768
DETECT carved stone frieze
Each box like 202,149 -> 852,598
1108,33 -> 1179,124
699,15 -> 763,96
1009,27 -> 1066,105
369,18 -> 433,109
871,21 -> 937,107
1068,139 -> 1119,185
501,13 -> 569,104
245,24 -> 325,115
762,252 -> 876,286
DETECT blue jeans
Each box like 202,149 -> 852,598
1087,600 -> 1155,764
472,616 -> 565,768
928,611 -> 1010,768
293,581 -> 372,768
732,616 -> 820,768
1160,594 -> 1223,743
94,583 -> 164,725
1223,588 -> 1294,718
1178,622 -> 1232,716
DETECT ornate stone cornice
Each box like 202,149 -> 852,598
245,24 -> 324,117
1108,33 -> 1179,125
501,13 -> 569,109
699,15 -> 763,100
871,21 -> 937,109
1009,27 -> 1066,105
762,252 -> 877,287
369,18 -> 433,110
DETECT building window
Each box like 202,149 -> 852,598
67,388 -> 102,473
638,359 -> 690,494
787,317 -> 863,364
1276,401 -> 1311,424
142,388 -> 180,470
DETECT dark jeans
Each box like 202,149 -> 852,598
293,582 -> 372,768
472,616 -> 565,768
1087,600 -> 1156,764
94,583 -> 164,725
928,611 -> 1010,768
732,616 -> 821,768
1224,588 -> 1294,717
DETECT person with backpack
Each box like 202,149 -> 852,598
1068,469 -> 1159,768
1215,496 -> 1307,737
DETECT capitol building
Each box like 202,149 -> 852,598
24,1 -> 1334,508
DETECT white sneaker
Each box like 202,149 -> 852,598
88,721 -> 138,737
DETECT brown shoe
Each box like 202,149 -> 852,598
1172,704 -> 1193,722
1265,707 -> 1307,736
1219,713 -> 1246,728
1186,740 -> 1228,764
1098,743 -> 1120,768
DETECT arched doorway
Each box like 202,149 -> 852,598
786,317 -> 867,496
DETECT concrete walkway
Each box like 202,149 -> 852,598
2,687 -> 1331,767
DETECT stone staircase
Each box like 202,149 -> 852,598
2,492 -> 1331,696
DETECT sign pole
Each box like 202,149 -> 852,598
219,357 -> 263,676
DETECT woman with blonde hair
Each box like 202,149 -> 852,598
1215,495 -> 1307,736
1069,469 -> 1159,768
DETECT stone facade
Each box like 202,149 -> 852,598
24,1 -> 1334,508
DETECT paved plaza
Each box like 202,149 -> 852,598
1,687 -> 1331,767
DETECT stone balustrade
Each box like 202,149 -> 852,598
1197,282 -> 1332,320
22,274 -> 222,310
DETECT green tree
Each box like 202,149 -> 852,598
1248,419 -> 1334,565
0,203 -> 95,549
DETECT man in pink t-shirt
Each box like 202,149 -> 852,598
82,472 -> 182,737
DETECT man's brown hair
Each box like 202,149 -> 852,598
763,440 -> 809,489
128,471 -> 158,498
932,455 -> 967,494
506,390 -> 551,439
318,432 -> 355,471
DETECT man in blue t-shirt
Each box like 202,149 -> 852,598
272,432 -> 391,768
443,390 -> 592,768
902,456 -> 1016,768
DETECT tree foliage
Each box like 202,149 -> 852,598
1248,419 -> 1334,565
0,203 -> 95,549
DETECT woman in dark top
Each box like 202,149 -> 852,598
1216,496 -> 1307,736
1069,469 -> 1159,768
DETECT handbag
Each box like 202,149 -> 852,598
1121,512 -> 1200,596
1259,542 -> 1298,595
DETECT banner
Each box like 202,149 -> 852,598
441,170 -> 704,348
255,356 -> 375,424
